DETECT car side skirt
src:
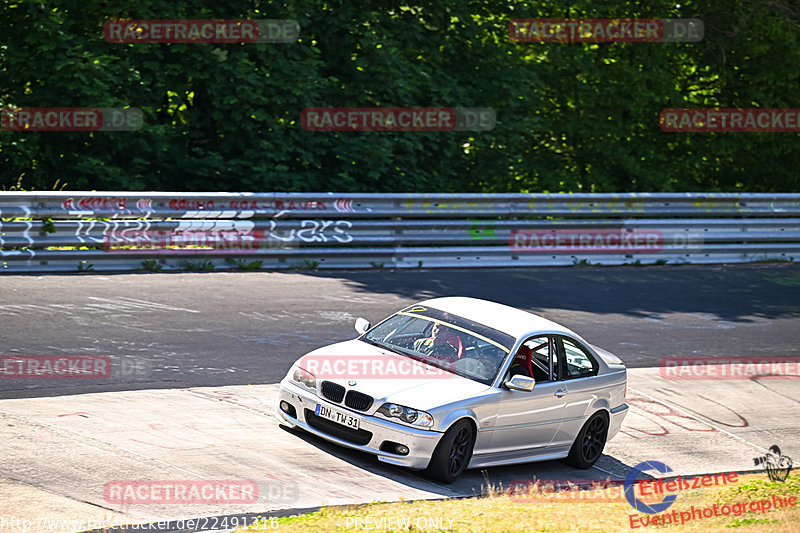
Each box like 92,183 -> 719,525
468,446 -> 571,469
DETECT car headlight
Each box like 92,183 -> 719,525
377,403 -> 434,428
291,365 -> 316,389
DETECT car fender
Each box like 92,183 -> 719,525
435,408 -> 479,436
586,397 -> 611,420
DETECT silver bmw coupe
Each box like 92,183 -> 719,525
276,297 -> 628,483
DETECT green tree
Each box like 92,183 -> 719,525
0,0 -> 798,192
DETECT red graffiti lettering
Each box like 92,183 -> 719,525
274,200 -> 327,210
62,196 -> 127,211
228,200 -> 265,210
168,199 -> 215,210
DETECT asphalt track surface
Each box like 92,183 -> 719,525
2,263 -> 800,399
1,264 -> 800,531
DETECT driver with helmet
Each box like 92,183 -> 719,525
413,322 -> 458,357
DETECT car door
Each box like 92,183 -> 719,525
489,335 -> 567,454
549,335 -> 602,449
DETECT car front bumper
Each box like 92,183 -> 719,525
276,378 -> 444,470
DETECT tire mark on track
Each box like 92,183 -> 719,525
627,387 -> 768,453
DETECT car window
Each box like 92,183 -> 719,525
560,337 -> 599,379
362,309 -> 514,385
510,336 -> 557,382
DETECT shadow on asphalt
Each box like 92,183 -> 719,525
293,263 -> 800,322
3,263 -> 798,399
279,424 -> 638,500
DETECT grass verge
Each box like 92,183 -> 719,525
240,472 -> 799,532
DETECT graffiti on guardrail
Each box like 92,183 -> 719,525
405,200 -> 485,213
103,220 -> 353,252
62,196 -> 129,212
334,198 -> 354,212
168,199 -> 216,211
0,215 -> 35,258
74,220 -> 149,244
55,196 -> 351,216
2,192 -> 798,270
469,220 -> 497,240
105,230 -> 265,253
275,199 -> 328,211
294,220 -> 353,242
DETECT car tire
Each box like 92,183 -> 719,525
564,411 -> 608,469
425,419 -> 474,483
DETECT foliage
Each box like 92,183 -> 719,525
180,258 -> 215,271
141,259 -> 163,272
40,218 -> 56,234
225,257 -> 263,270
76,260 -> 94,271
289,257 -> 320,269
719,473 -> 800,502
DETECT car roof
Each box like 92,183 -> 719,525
419,296 -> 577,341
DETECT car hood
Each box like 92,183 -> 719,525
298,339 -> 491,410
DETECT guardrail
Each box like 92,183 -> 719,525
1,192 -> 798,272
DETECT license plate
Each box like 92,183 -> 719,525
315,403 -> 360,430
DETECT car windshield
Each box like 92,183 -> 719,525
362,305 -> 516,385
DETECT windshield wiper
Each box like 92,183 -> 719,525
360,336 -> 397,353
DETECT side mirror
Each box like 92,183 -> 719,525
504,374 -> 536,392
354,317 -> 371,335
